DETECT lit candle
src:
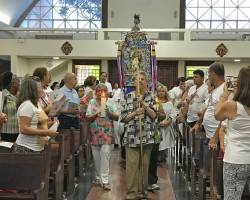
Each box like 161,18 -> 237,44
155,97 -> 159,111
101,92 -> 106,117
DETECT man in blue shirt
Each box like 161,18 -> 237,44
58,72 -> 80,129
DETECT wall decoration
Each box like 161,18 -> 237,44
61,41 -> 73,55
116,14 -> 158,94
216,43 -> 228,57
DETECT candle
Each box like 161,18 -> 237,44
101,92 -> 106,117
155,97 -> 159,111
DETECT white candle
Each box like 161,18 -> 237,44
155,97 -> 159,111
101,92 -> 106,117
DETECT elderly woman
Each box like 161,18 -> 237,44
15,76 -> 58,153
86,83 -> 118,190
1,72 -> 20,142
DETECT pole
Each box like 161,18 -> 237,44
134,53 -> 147,199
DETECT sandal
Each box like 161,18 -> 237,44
93,178 -> 100,185
103,183 -> 111,190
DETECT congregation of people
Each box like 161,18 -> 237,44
0,62 -> 250,200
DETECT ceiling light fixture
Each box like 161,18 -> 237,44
234,59 -> 241,62
53,57 -> 59,60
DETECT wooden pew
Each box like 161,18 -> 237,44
49,135 -> 64,200
0,143 -> 51,200
184,122 -> 191,182
190,131 -> 206,198
57,128 -> 75,197
80,121 -> 92,171
198,135 -> 211,200
74,128 -> 84,179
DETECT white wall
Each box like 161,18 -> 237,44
1,39 -> 249,78
108,0 -> 180,28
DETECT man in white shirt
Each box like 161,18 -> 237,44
191,62 -> 225,148
100,72 -> 112,97
169,77 -> 186,115
180,70 -> 208,128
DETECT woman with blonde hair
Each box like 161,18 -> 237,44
158,86 -> 176,161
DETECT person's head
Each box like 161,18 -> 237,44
185,79 -> 194,91
2,72 -> 20,95
33,67 -> 51,87
17,76 -> 42,108
208,62 -> 225,86
233,77 -> 238,94
100,72 -> 108,83
51,81 -> 59,90
157,86 -> 170,101
233,66 -> 250,107
76,85 -> 85,98
84,75 -> 96,88
205,78 -> 215,94
95,83 -> 108,99
63,72 -> 77,89
134,71 -> 148,92
59,79 -> 64,88
193,69 -> 204,86
113,83 -> 119,89
176,77 -> 186,90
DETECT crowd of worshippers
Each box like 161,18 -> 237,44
0,63 -> 250,200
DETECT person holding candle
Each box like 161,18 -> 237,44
120,71 -> 165,200
86,83 -> 119,190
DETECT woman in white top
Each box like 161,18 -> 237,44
158,86 -> 176,161
214,66 -> 250,200
15,76 -> 58,153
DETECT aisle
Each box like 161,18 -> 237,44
86,148 -> 176,200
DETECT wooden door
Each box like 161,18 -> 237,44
108,60 -> 119,88
157,61 -> 178,89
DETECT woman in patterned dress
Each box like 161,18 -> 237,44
86,83 -> 118,190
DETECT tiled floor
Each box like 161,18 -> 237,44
68,148 -> 192,200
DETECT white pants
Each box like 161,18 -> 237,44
91,144 -> 112,184
113,121 -> 124,146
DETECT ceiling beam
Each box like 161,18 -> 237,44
14,0 -> 40,27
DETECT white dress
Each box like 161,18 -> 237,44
159,101 -> 177,151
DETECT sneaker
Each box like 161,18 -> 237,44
151,184 -> 160,190
103,183 -> 111,190
147,185 -> 154,191
93,178 -> 100,185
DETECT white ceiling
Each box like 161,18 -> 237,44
0,0 -> 34,26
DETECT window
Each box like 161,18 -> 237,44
186,0 -> 250,29
20,0 -> 102,29
186,66 -> 209,78
75,65 -> 100,85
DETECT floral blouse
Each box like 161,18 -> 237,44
86,98 -> 117,145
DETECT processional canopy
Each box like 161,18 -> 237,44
116,14 -> 157,94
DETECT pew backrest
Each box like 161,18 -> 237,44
0,143 -> 50,191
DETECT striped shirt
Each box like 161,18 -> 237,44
1,89 -> 19,134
